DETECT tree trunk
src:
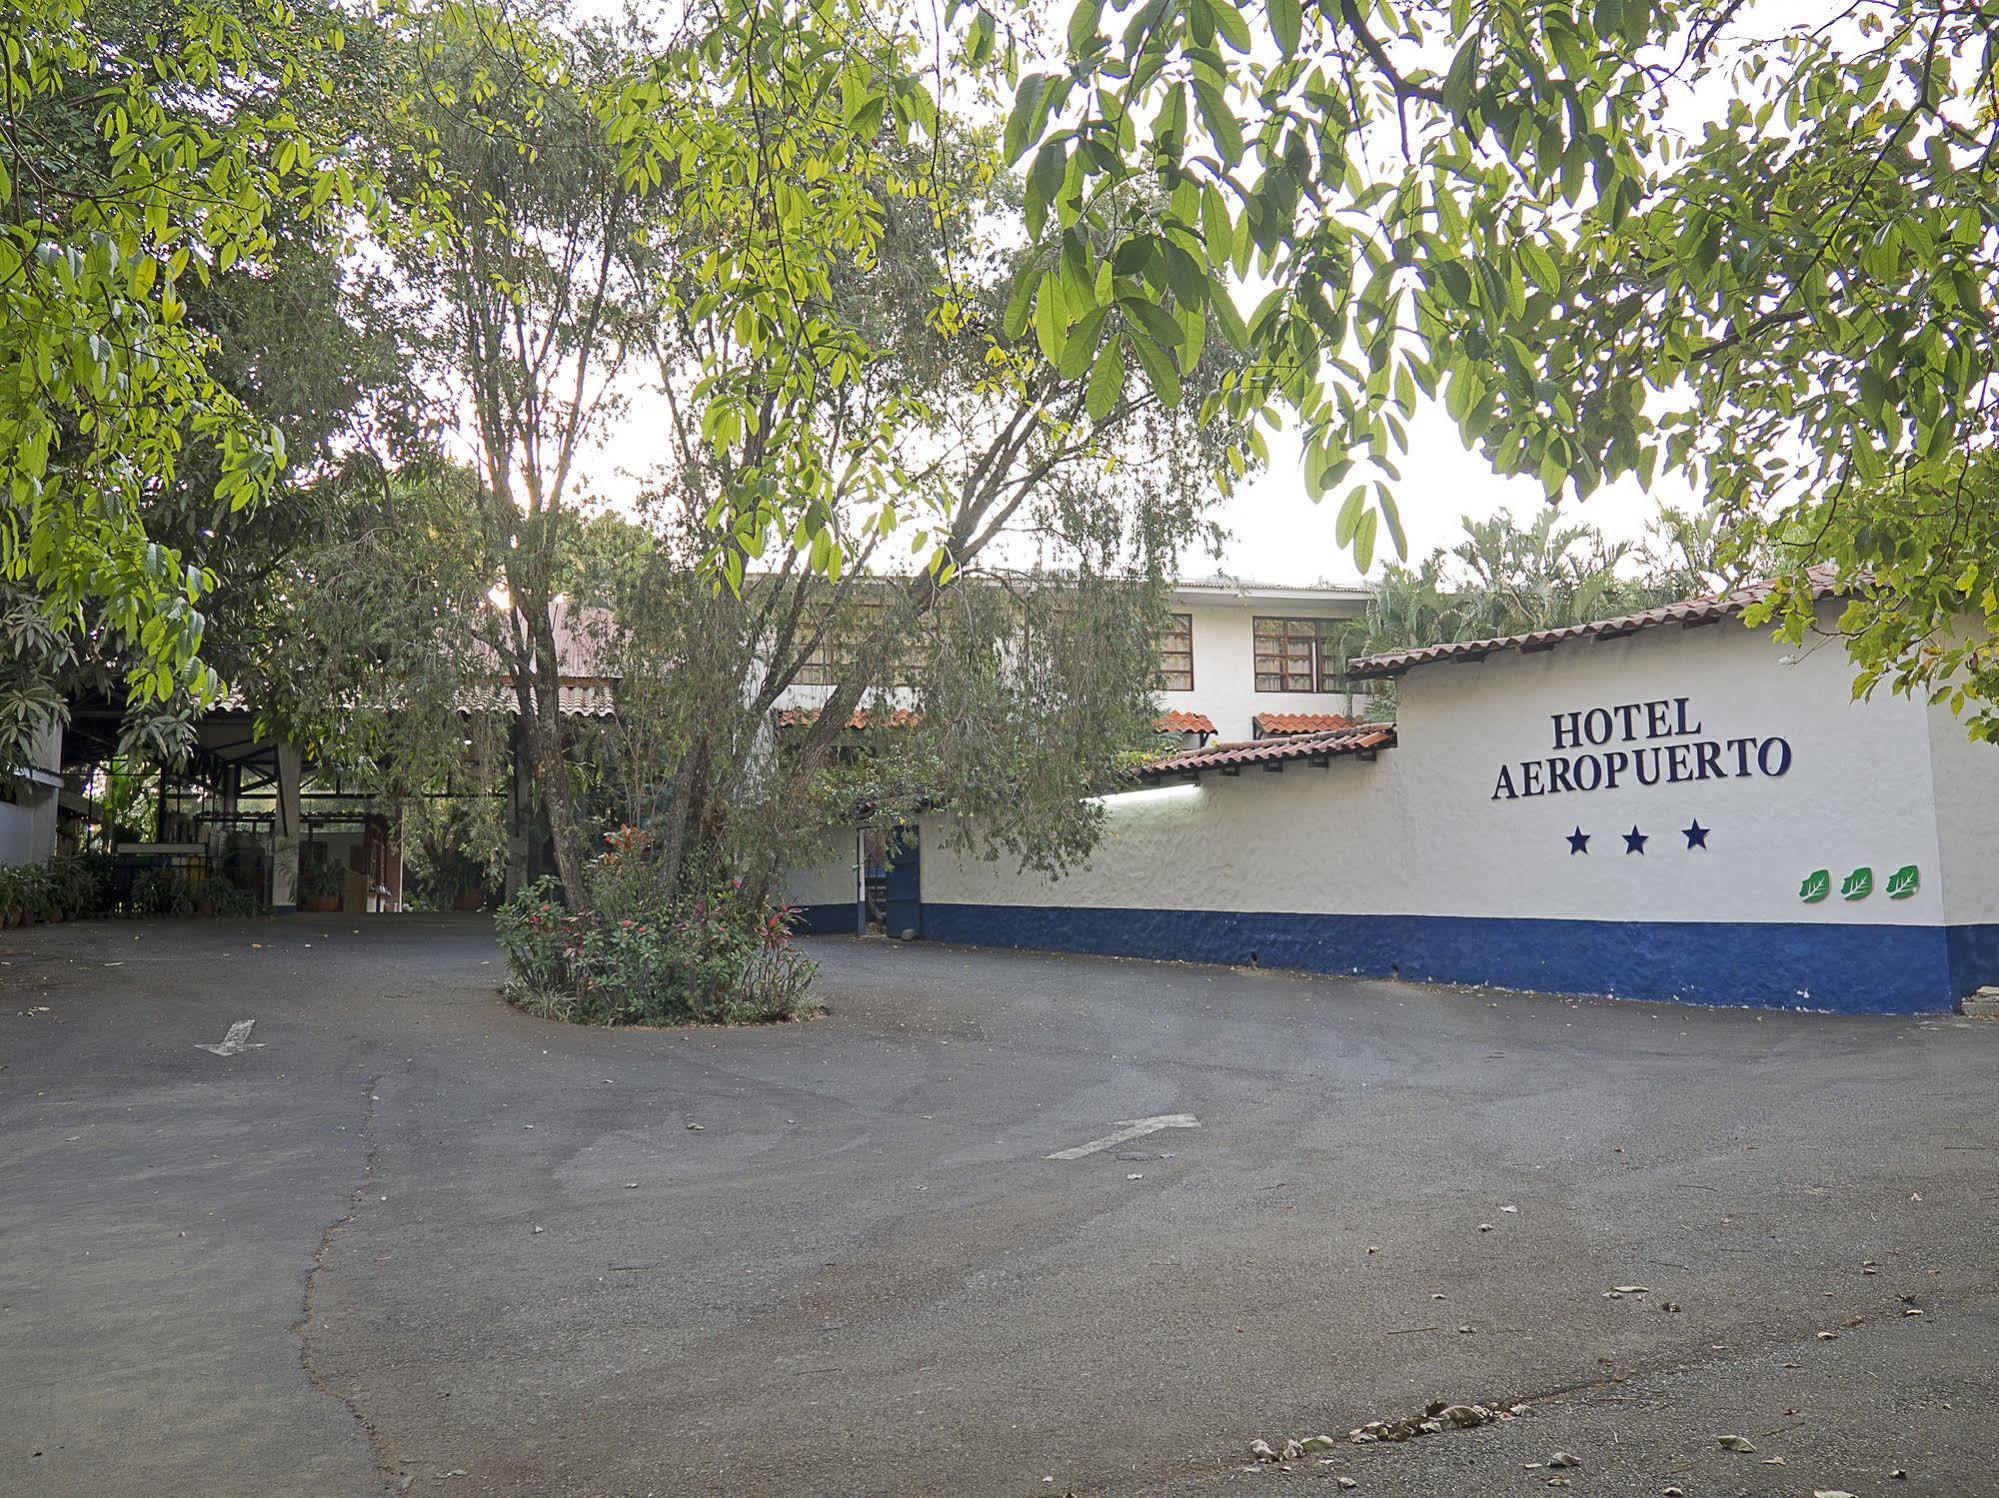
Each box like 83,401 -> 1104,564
657,732 -> 710,896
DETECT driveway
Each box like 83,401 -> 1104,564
2,916 -> 1995,1497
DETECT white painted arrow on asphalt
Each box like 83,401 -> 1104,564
195,1019 -> 265,1057
1046,1113 -> 1199,1161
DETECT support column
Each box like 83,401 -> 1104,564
269,742 -> 302,912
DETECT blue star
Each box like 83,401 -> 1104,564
1683,819 -> 1710,850
1623,825 -> 1648,855
1566,826 -> 1590,855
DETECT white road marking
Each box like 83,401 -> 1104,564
1046,1113 -> 1199,1160
195,1019 -> 265,1057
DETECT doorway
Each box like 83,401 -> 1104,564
862,823 -> 921,939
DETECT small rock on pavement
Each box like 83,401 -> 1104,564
1335,1480 -> 1357,1491
1715,1435 -> 1757,1453
1298,1435 -> 1339,1453
1248,1439 -> 1275,1462
1281,1440 -> 1305,1461
1813,1491 -> 1858,1498
1547,1452 -> 1580,1469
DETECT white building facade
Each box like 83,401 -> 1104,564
791,579 -> 1999,1015
771,577 -> 1374,743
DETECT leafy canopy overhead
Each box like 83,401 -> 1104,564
2,0 -> 372,742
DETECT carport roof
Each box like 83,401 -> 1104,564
1136,721 -> 1394,780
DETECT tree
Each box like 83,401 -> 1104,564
965,0 -> 1998,728
1348,504 -> 1742,688
377,0 -> 1247,910
370,1 -> 666,904
1,0 -> 377,763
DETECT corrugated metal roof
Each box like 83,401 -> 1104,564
455,682 -> 619,718
1137,722 -> 1395,779
1346,567 -> 1848,680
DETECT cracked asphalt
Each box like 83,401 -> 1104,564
2,914 -> 1996,1497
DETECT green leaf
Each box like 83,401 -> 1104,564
1335,485 -> 1365,543
1067,0 -> 1103,54
1058,305 -> 1108,379
1210,287 -> 1249,351
1034,269 -> 1066,362
1125,297 -> 1185,348
1128,330 -> 1182,406
1027,140 -> 1068,235
1840,866 -> 1874,901
1519,240 -> 1561,296
1352,508 -> 1378,572
1884,864 -> 1920,899
1004,74 -> 1051,164
1267,0 -> 1301,55
1798,869 -> 1831,904
1085,337 -> 1127,420
1211,1 -> 1252,53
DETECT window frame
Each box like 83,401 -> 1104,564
1155,611 -> 1195,692
1252,615 -> 1352,695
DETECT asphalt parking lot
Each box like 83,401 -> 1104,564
3,915 -> 1995,1497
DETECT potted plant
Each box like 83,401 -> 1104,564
196,876 -> 256,916
298,858 -> 345,913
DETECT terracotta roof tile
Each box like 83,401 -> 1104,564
1137,722 -> 1395,779
1347,566 -> 1850,679
1154,710 -> 1217,735
775,706 -> 922,730
1254,711 -> 1354,736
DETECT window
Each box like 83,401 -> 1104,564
1253,616 -> 1351,693
791,605 -> 927,688
794,633 -> 838,686
1155,613 -> 1194,691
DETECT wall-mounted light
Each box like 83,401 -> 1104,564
1087,782 -> 1203,809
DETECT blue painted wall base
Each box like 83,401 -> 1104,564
920,902 -> 1991,1015
791,902 -> 861,937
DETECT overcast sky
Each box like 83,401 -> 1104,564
1176,408 -> 1694,588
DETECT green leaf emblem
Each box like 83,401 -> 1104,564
1798,869 -> 1830,903
1885,864 -> 1920,900
1840,866 -> 1874,901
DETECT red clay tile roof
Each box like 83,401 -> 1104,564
1254,711 -> 1355,736
775,706 -> 922,730
1154,710 -> 1217,735
1137,722 -> 1395,779
1347,567 -> 1849,680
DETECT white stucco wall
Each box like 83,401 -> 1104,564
0,726 -> 64,867
770,589 -> 1373,744
1925,698 -> 1999,927
924,610 -> 1957,931
1389,617 -> 1944,928
1155,601 -> 1370,741
781,828 -> 860,909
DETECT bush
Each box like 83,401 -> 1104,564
494,850 -> 820,1027
131,867 -> 196,917
48,854 -> 111,918
196,876 -> 258,916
